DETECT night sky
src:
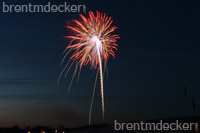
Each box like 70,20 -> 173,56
0,0 -> 200,128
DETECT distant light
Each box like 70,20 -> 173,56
28,131 -> 31,133
55,130 -> 58,133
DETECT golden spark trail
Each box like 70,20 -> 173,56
97,47 -> 104,119
89,69 -> 98,125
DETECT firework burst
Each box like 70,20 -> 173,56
58,11 -> 120,124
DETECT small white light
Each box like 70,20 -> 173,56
91,35 -> 102,48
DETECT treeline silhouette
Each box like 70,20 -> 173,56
0,116 -> 199,133
0,125 -> 68,133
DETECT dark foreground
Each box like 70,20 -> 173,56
0,116 -> 199,133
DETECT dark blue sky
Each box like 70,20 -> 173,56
0,0 -> 199,127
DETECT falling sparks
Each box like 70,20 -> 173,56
58,11 -> 120,124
